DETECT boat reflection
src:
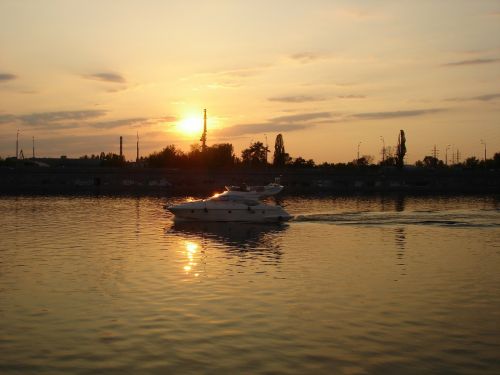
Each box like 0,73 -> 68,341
167,222 -> 288,275
168,221 -> 288,249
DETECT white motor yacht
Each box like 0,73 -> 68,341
167,182 -> 291,222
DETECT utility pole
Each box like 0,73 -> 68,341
16,130 -> 19,159
445,145 -> 450,165
480,139 -> 486,161
32,136 -> 35,159
357,141 -> 361,160
136,132 -> 139,162
200,108 -> 207,152
380,136 -> 385,163
264,133 -> 268,164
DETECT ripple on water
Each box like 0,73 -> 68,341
0,195 -> 499,374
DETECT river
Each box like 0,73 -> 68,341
1,195 -> 499,374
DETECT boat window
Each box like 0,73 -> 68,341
245,200 -> 259,206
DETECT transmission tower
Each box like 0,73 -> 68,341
431,145 -> 439,159
200,109 -> 207,152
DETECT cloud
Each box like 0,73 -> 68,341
0,110 -> 177,132
268,95 -> 325,103
351,108 -> 445,120
215,111 -> 335,137
272,112 -> 332,123
289,52 -> 326,64
155,115 -> 177,123
472,93 -> 500,101
89,118 -> 149,129
338,94 -> 366,99
18,110 -> 107,126
83,72 -> 126,83
447,93 -> 500,102
443,58 -> 500,66
0,73 -> 17,82
0,114 -> 16,124
216,123 -> 311,137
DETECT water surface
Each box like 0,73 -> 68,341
1,195 -> 499,374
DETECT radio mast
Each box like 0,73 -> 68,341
200,109 -> 207,152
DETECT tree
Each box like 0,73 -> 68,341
147,145 -> 184,167
380,156 -> 397,166
464,156 -> 479,169
241,141 -> 268,166
205,143 -> 235,168
421,155 -> 443,168
273,134 -> 287,167
396,130 -> 406,168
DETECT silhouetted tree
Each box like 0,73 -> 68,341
380,156 -> 397,166
396,130 -> 406,168
241,141 -> 268,166
464,156 -> 479,169
421,155 -> 443,168
100,153 -> 126,167
273,134 -> 287,167
147,145 -> 184,167
205,143 -> 235,168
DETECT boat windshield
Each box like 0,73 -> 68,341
209,195 -> 259,206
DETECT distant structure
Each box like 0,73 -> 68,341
16,130 -> 19,160
119,136 -> 123,158
200,109 -> 207,152
431,145 -> 439,159
32,136 -> 35,159
136,132 -> 139,162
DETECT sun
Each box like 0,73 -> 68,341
177,116 -> 203,136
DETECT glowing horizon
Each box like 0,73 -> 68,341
1,1 -> 499,163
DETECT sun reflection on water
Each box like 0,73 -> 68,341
183,241 -> 199,276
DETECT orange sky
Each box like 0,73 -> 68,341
1,0 -> 499,163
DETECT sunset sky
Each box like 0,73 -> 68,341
1,0 -> 499,163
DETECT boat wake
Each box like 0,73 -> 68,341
292,209 -> 500,228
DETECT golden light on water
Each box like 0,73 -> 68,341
183,241 -> 199,275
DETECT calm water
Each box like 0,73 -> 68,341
1,195 -> 499,374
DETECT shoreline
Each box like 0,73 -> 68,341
1,166 -> 499,195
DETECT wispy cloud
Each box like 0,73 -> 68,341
216,123 -> 310,137
447,93 -> 500,102
0,73 -> 17,82
338,94 -> 366,99
442,58 -> 500,66
89,118 -> 148,129
272,112 -> 332,123
268,95 -> 325,103
83,72 -> 126,83
351,108 -> 445,120
216,112 -> 334,137
334,8 -> 379,20
289,52 -> 327,64
17,110 -> 107,126
0,110 -> 177,131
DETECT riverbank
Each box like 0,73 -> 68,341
1,166 -> 499,195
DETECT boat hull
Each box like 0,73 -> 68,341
168,203 -> 291,222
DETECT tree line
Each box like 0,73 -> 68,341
3,130 -> 498,169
